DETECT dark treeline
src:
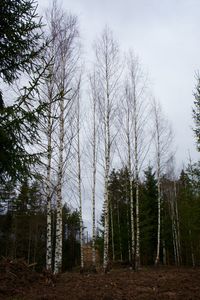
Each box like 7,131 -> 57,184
0,181 -> 81,271
1,161 -> 200,270
96,161 -> 200,267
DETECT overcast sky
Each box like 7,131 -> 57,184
38,0 -> 199,167
37,0 -> 199,231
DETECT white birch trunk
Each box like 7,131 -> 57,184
46,0 -> 80,275
103,169 -> 110,271
103,87 -> 110,271
103,38 -> 112,272
152,100 -> 165,267
54,95 -> 64,274
127,106 -> 135,266
94,28 -> 120,272
155,145 -> 161,266
103,128 -> 110,271
46,98 -> 53,270
77,94 -> 84,270
152,99 -> 173,266
135,175 -> 140,269
124,54 -> 148,269
91,85 -> 97,268
134,96 -> 140,270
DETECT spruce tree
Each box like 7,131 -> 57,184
140,167 -> 158,264
0,0 -> 45,185
0,0 -> 42,84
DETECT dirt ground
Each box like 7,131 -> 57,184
1,264 -> 200,299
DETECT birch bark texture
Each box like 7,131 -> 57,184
93,27 -> 121,272
122,52 -> 149,269
46,84 -> 53,271
123,84 -> 135,266
89,72 -> 98,268
41,20 -> 61,272
45,0 -> 80,274
76,89 -> 84,270
152,99 -> 173,266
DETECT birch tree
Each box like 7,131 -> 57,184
122,84 -> 135,266
193,75 -> 200,151
45,71 -> 54,271
35,35 -> 59,271
93,27 -> 121,272
165,157 -> 181,266
76,87 -> 84,270
121,52 -> 149,270
44,1 -> 80,274
88,72 -> 98,269
152,99 -> 173,266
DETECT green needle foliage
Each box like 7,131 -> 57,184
0,0 -> 43,84
140,166 -> 158,265
0,0 -> 47,185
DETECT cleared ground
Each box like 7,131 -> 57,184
1,262 -> 200,299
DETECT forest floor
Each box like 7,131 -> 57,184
1,262 -> 200,299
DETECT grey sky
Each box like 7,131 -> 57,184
38,0 -> 199,167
